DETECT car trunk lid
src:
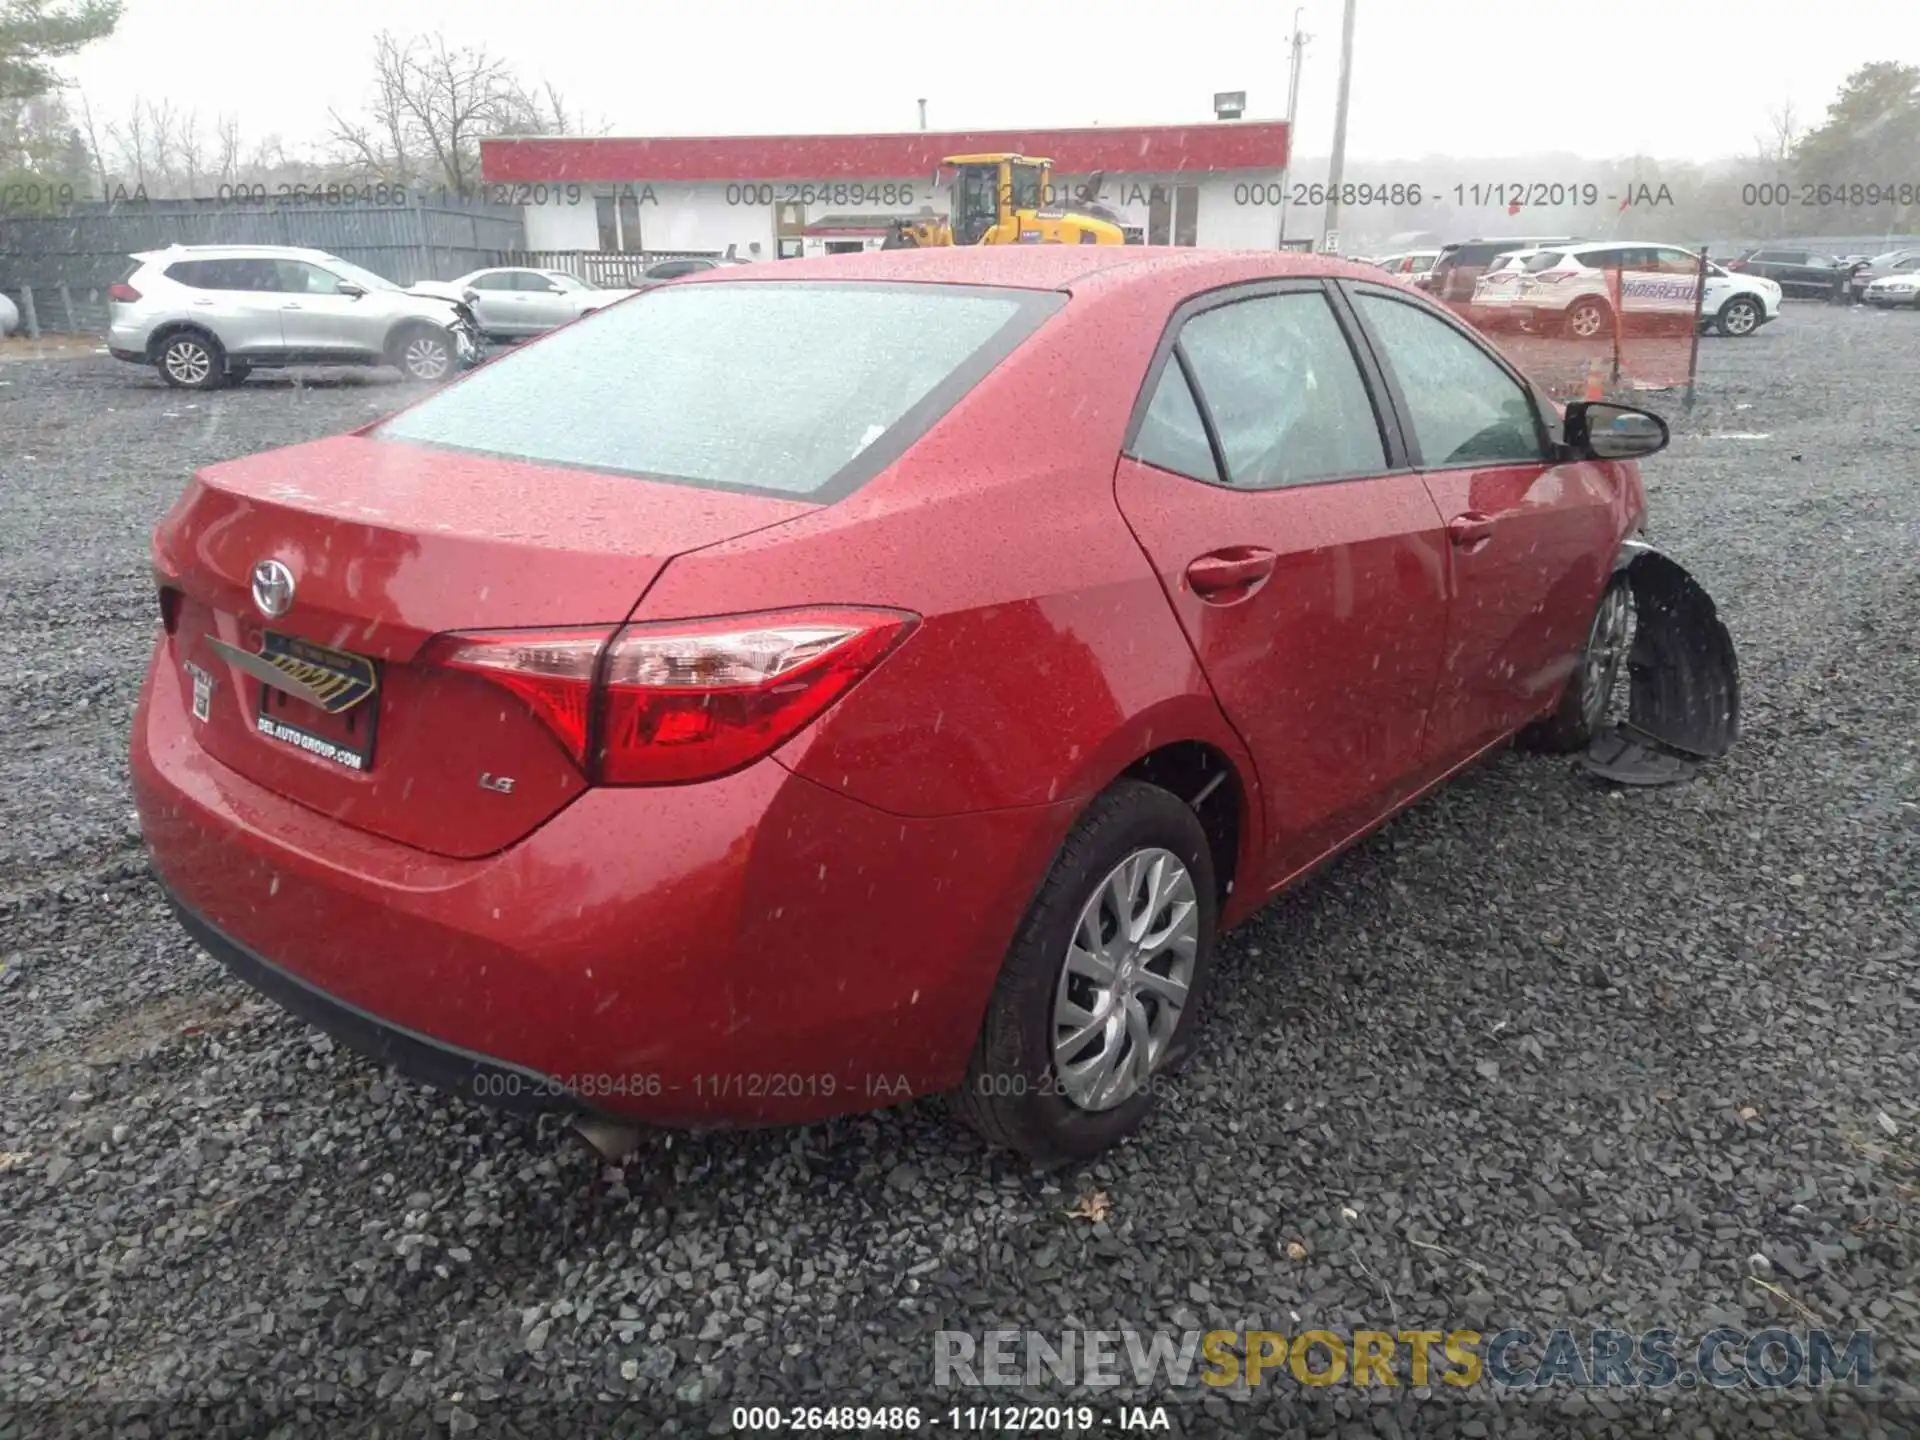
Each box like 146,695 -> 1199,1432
151,433 -> 815,858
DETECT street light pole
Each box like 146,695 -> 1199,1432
1276,8 -> 1309,247
1321,0 -> 1357,253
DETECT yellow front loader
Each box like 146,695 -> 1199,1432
882,154 -> 1129,249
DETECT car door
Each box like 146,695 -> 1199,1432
1345,283 -> 1620,765
1799,253 -> 1840,297
167,258 -> 286,357
512,271 -> 577,330
466,271 -> 523,335
1112,282 -> 1451,884
271,260 -> 373,359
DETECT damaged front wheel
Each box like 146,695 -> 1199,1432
1522,574 -> 1633,754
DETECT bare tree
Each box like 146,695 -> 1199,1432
143,97 -> 178,192
174,105 -> 205,195
214,111 -> 241,187
1756,99 -> 1798,166
75,89 -> 108,195
329,31 -> 573,194
107,96 -> 146,186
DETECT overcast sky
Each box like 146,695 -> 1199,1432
60,0 -> 1905,165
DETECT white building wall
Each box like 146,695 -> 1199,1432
522,169 -> 1289,256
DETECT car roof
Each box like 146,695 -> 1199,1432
134,244 -> 338,261
677,245 -> 1394,297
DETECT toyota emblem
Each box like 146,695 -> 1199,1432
250,559 -> 296,619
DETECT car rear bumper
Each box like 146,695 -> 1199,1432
131,641 -> 1074,1124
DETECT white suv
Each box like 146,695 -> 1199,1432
1508,243 -> 1781,339
107,245 -> 482,389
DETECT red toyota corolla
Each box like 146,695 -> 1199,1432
132,246 -> 1707,1162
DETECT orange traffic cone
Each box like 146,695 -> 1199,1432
1584,356 -> 1606,402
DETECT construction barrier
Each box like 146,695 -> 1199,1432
1430,246 -> 1722,403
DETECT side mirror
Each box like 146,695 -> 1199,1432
546,282 -> 568,293
335,281 -> 366,298
461,287 -> 481,305
1564,401 -> 1669,460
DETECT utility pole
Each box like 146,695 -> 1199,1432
917,99 -> 928,131
1321,0 -> 1357,253
1276,8 -> 1310,247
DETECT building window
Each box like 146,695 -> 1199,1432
1147,184 -> 1200,246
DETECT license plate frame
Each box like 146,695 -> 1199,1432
252,632 -> 382,772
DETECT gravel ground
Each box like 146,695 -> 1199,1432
1,313 -> 1915,1438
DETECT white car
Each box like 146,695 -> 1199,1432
1862,270 -> 1920,309
417,267 -> 635,340
1509,243 -> 1781,339
1469,248 -> 1564,330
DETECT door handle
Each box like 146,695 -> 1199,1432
281,303 -> 303,311
1185,546 -> 1277,601
1447,513 -> 1496,549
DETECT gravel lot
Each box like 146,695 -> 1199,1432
2,311 -> 1916,1438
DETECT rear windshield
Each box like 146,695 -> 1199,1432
376,281 -> 1058,499
1522,251 -> 1565,272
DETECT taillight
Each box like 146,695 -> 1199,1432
109,282 -> 141,303
424,607 -> 917,786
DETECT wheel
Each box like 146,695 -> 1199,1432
392,327 -> 454,382
1715,295 -> 1763,337
1563,297 -> 1613,340
952,780 -> 1218,1164
154,332 -> 224,390
1521,574 -> 1632,753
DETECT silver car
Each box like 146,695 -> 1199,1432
107,244 -> 481,390
417,266 -> 636,340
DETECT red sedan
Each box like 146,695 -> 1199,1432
133,246 -> 1691,1163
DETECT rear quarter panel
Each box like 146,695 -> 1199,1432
630,279 -> 1262,834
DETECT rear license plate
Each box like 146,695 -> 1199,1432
253,632 -> 381,771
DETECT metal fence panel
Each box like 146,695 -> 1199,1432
0,195 -> 529,297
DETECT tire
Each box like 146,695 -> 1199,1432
952,779 -> 1218,1164
1716,295 -> 1763,337
1520,574 -> 1632,753
1563,297 -> 1613,340
153,331 -> 224,390
391,326 -> 454,382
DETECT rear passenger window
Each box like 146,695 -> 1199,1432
1131,361 -> 1219,483
1174,292 -> 1387,489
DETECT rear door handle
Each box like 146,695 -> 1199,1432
1447,513 -> 1496,549
1185,546 -> 1277,602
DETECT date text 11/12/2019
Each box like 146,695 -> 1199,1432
1229,180 -> 1678,209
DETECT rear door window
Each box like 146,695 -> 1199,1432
1172,291 -> 1387,489
377,282 -> 1061,500
1130,361 -> 1220,483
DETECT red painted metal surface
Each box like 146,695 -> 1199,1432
131,246 -> 1636,1127
481,122 -> 1290,185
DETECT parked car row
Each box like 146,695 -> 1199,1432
106,245 -> 747,388
107,245 -> 485,389
1467,242 -> 1781,338
1726,245 -> 1920,305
